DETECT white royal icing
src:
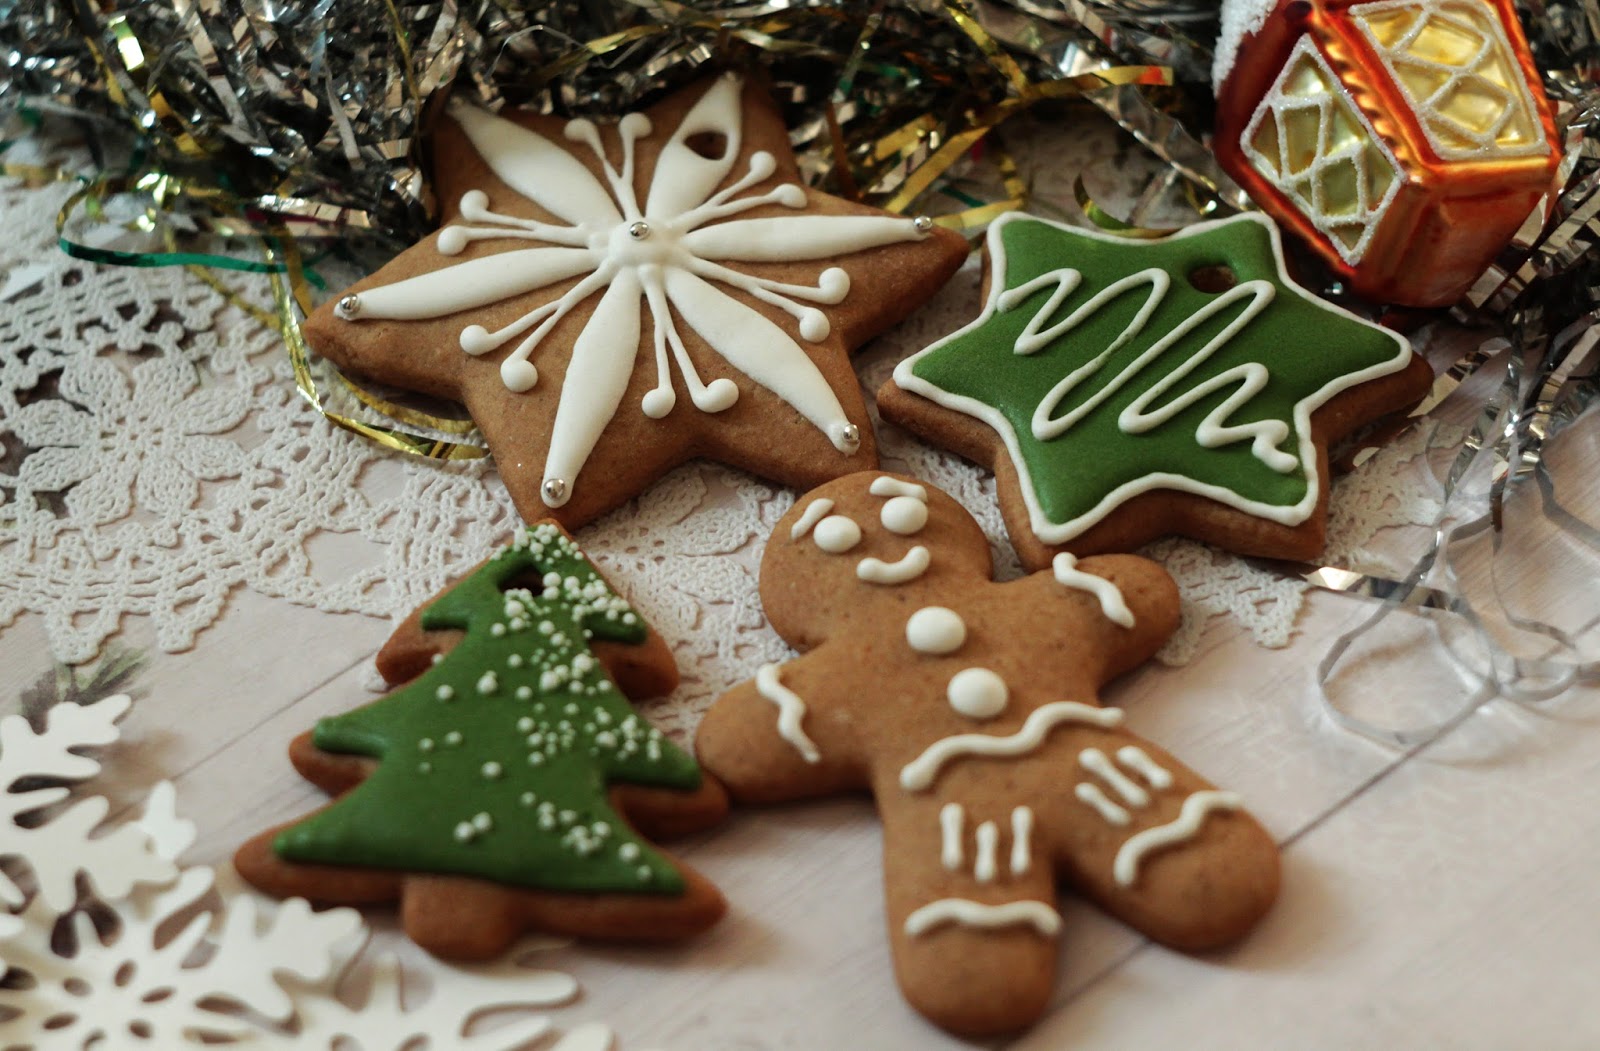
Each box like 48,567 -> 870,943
1075,782 -> 1132,826
1052,553 -> 1135,628
857,545 -> 931,585
754,663 -> 821,764
939,803 -> 965,871
906,606 -> 966,655
891,213 -> 1415,545
1113,790 -> 1242,887
789,497 -> 834,540
973,821 -> 1001,883
1115,745 -> 1173,789
946,667 -> 1008,721
904,898 -> 1062,938
812,515 -> 862,553
868,476 -> 928,501
340,74 -> 931,507
900,701 -> 1125,791
1079,747 -> 1150,808
880,496 -> 929,535
1010,806 -> 1034,876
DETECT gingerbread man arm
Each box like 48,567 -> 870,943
696,651 -> 868,804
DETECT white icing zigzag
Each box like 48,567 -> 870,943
336,75 -> 931,507
899,701 -> 1125,791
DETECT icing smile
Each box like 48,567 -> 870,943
334,75 -> 931,508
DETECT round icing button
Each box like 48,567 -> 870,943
946,668 -> 1008,720
881,495 -> 929,535
906,607 -> 966,655
813,515 -> 862,553
908,601 -> 966,652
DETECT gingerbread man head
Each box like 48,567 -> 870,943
700,472 -> 1279,1036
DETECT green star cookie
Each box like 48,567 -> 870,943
880,212 -> 1432,567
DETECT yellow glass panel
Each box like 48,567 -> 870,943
1407,16 -> 1483,65
1320,157 -> 1362,217
1251,112 -> 1283,177
1282,101 -> 1324,176
1361,7 -> 1418,46
1392,56 -> 1452,101
1352,0 -> 1547,160
1241,37 -> 1402,265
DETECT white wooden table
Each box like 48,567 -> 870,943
5,445 -> 1598,1050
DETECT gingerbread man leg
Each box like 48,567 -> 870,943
879,796 -> 1062,1036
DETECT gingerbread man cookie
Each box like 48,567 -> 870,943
236,523 -> 728,959
696,473 -> 1280,1035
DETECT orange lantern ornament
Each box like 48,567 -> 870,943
1213,0 -> 1561,307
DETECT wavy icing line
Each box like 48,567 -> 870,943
754,663 -> 821,764
1112,789 -> 1241,887
899,701 -> 1124,791
1052,553 -> 1135,628
904,898 -> 1062,938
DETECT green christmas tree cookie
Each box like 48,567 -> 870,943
879,212 -> 1432,567
235,522 -> 728,958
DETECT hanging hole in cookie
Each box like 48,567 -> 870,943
685,131 -> 729,160
1188,264 -> 1238,294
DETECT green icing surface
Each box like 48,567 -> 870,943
273,523 -> 700,895
907,214 -> 1408,533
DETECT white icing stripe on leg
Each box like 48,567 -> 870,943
1075,782 -> 1131,826
857,545 -> 930,585
1116,746 -> 1174,789
789,498 -> 834,540
899,701 -> 1124,791
939,803 -> 964,871
1052,553 -> 1135,628
904,899 -> 1062,938
1080,748 -> 1150,807
754,664 -> 821,764
1113,790 -> 1243,887
974,821 -> 1000,883
1010,806 -> 1034,875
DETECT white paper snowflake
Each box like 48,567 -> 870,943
0,694 -> 655,1051
333,73 -> 931,507
0,695 -> 175,912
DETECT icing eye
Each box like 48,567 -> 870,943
947,668 -> 1008,720
881,496 -> 928,535
812,515 -> 862,554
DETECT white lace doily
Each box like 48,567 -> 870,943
0,119 -> 1444,740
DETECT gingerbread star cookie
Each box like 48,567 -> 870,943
235,523 -> 729,959
696,473 -> 1280,1036
305,73 -> 968,526
879,211 -> 1433,567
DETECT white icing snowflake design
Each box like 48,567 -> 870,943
332,73 -> 931,508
